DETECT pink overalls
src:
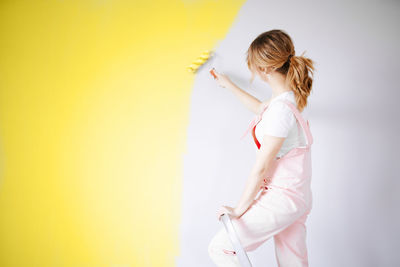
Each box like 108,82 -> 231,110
208,99 -> 314,267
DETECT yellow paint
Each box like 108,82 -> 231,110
0,0 -> 246,266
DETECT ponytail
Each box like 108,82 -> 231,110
286,51 -> 315,112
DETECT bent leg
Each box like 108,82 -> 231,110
228,190 -> 307,252
273,213 -> 309,267
208,190 -> 309,266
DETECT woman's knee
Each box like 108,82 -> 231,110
208,232 -> 241,267
208,230 -> 232,256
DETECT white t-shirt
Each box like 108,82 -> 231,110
254,90 -> 307,158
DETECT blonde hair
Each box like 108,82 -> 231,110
246,29 -> 315,112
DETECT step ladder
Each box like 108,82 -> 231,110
219,214 -> 253,267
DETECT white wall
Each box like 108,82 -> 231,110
176,0 -> 400,266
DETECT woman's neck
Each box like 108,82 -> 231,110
269,73 -> 291,98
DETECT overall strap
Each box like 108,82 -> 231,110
240,104 -> 269,140
279,99 -> 313,148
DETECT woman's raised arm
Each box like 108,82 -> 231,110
211,68 -> 271,114
227,82 -> 271,114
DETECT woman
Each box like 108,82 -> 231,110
208,29 -> 315,267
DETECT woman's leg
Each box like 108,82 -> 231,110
208,190 -> 309,266
208,227 -> 242,267
273,212 -> 310,267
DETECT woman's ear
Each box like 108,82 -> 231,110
266,66 -> 274,75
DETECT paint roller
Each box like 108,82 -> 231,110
186,49 -> 218,79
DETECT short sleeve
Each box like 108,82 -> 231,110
258,101 -> 296,138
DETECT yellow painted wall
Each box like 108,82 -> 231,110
0,0 -> 245,266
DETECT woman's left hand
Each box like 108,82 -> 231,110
217,205 -> 239,221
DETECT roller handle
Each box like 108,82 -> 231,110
210,68 -> 217,79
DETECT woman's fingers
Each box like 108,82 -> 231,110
210,68 -> 232,88
210,68 -> 218,79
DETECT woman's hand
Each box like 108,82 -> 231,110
217,205 -> 240,221
210,68 -> 233,88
